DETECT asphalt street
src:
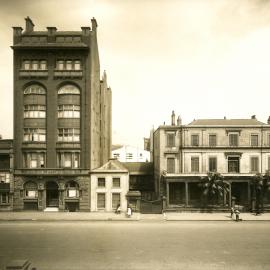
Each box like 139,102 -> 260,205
0,221 -> 270,270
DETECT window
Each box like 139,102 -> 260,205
97,193 -> 106,209
167,158 -> 175,173
74,60 -> 81,70
58,84 -> 80,95
32,60 -> 39,70
229,134 -> 238,147
268,156 -> 270,172
24,85 -> 46,95
209,157 -> 217,172
268,134 -> 270,146
228,157 -> 240,173
250,157 -> 259,173
23,152 -> 45,168
24,105 -> 46,118
40,60 -> 47,70
167,133 -> 175,147
56,60 -> 81,70
0,174 -> 10,183
98,178 -> 106,188
57,152 -> 80,168
191,157 -> 199,172
22,60 -> 47,70
251,134 -> 259,147
66,60 -> 73,70
23,128 -> 46,142
58,105 -> 80,118
23,60 -> 30,70
113,178 -> 120,188
113,153 -> 120,159
191,134 -> 199,146
126,153 -> 133,160
57,60 -> 64,70
58,128 -> 80,142
66,181 -> 79,198
0,193 -> 9,204
24,182 -> 37,198
209,134 -> 217,147
112,193 -> 120,209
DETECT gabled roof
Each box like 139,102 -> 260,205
92,159 -> 128,173
111,144 -> 123,151
122,162 -> 153,175
188,119 -> 266,126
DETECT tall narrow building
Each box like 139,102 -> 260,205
12,17 -> 112,211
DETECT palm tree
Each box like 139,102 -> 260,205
199,172 -> 230,206
251,172 -> 270,213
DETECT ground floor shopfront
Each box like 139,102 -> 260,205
165,175 -> 270,212
13,170 -> 90,211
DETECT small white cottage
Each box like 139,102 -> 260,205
90,158 -> 129,212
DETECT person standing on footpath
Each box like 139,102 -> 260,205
127,205 -> 132,218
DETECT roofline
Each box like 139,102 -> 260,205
155,124 -> 270,129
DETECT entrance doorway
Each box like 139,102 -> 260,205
169,182 -> 185,205
46,181 -> 59,207
231,182 -> 249,206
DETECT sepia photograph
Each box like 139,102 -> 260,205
0,0 -> 270,269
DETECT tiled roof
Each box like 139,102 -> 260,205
122,162 -> 153,175
188,119 -> 266,126
111,144 -> 123,151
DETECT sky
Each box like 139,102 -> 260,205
1,0 -> 270,148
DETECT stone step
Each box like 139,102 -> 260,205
44,207 -> 59,212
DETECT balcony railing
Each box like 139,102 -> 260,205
54,70 -> 82,78
19,70 -> 48,78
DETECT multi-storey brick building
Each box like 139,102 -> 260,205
153,112 -> 270,211
11,17 -> 112,211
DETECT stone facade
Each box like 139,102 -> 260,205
90,159 -> 129,212
153,113 -> 270,211
11,17 -> 112,211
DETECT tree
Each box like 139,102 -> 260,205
199,172 -> 230,206
251,172 -> 270,213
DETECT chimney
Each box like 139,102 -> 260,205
251,115 -> 256,119
12,27 -> 23,44
177,116 -> 182,126
81,26 -> 91,35
47,27 -> 57,35
25,17 -> 34,33
171,111 -> 175,126
267,116 -> 270,124
91,17 -> 98,31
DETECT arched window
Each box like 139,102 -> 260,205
24,181 -> 38,198
24,84 -> 46,95
65,181 -> 79,198
58,84 -> 80,95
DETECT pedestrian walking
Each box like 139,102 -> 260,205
234,209 -> 240,222
115,204 -> 121,214
127,206 -> 132,218
230,207 -> 234,218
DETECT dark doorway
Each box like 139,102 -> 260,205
231,182 -> 248,205
46,181 -> 59,207
188,182 -> 201,206
169,182 -> 185,205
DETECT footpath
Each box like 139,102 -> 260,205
0,211 -> 270,221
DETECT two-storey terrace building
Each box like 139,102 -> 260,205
11,17 -> 112,211
153,112 -> 270,211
